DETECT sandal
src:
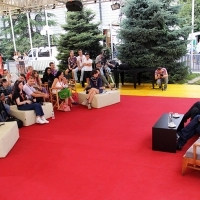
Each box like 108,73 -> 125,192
88,103 -> 92,110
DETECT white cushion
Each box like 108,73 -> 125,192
78,90 -> 120,108
10,102 -> 53,126
0,122 -> 19,158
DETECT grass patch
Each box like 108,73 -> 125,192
187,73 -> 200,80
176,73 -> 200,84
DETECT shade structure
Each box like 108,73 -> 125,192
0,0 -> 115,14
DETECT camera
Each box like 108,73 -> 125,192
160,74 -> 163,77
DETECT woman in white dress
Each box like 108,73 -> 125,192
13,52 -> 19,74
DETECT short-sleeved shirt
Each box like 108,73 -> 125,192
77,55 -> 86,67
155,68 -> 167,76
83,59 -> 93,71
68,56 -> 77,69
13,91 -> 27,106
23,83 -> 36,99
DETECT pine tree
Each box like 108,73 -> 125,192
179,0 -> 200,32
117,0 -> 190,82
0,12 -> 57,60
57,9 -> 104,71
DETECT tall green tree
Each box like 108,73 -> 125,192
179,0 -> 200,32
117,0 -> 190,82
0,12 -> 58,60
57,9 -> 104,71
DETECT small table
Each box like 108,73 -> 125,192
152,113 -> 184,153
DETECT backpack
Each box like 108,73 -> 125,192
0,100 -> 23,128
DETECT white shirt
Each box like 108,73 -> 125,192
196,42 -> 200,53
83,59 -> 93,71
76,55 -> 86,68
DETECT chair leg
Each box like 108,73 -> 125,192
182,157 -> 188,175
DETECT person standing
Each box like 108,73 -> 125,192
196,40 -> 200,64
13,52 -> 19,73
155,67 -> 168,90
18,52 -> 25,74
83,53 -> 93,86
23,52 -> 29,73
73,49 -> 86,83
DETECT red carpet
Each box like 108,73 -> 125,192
0,96 -> 200,200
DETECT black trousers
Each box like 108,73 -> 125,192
183,101 -> 200,122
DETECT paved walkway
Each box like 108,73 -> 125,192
188,76 -> 200,84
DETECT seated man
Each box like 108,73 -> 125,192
183,101 -> 200,122
0,79 -> 12,105
96,62 -> 112,89
23,76 -> 49,104
177,114 -> 200,150
155,67 -> 168,90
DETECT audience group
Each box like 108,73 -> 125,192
1,50 -> 200,151
0,49 -> 116,124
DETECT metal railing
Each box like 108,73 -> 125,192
179,54 -> 200,72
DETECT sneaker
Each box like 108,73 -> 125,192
88,103 -> 92,110
36,118 -> 45,124
82,99 -> 88,105
41,117 -> 49,123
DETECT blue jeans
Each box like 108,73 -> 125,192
177,115 -> 200,147
18,103 -> 44,116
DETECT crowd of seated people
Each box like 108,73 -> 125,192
0,49 -> 118,123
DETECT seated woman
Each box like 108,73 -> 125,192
42,67 -> 54,88
51,71 -> 78,109
12,80 -> 49,124
32,70 -> 47,93
82,69 -> 104,109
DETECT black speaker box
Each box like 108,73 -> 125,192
66,0 -> 83,11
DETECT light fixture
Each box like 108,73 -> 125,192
111,2 -> 120,10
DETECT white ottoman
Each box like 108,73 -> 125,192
10,102 -> 53,126
78,90 -> 120,108
0,122 -> 19,158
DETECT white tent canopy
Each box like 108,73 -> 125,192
0,0 -> 114,14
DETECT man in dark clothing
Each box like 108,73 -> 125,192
183,101 -> 200,122
177,115 -> 200,150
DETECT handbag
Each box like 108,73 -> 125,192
58,88 -> 69,99
58,102 -> 71,112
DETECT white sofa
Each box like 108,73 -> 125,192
0,121 -> 19,158
78,90 -> 120,108
9,102 -> 53,126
